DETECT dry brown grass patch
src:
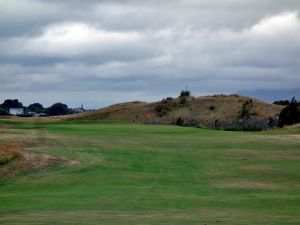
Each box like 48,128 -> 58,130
0,143 -> 23,165
0,150 -> 80,179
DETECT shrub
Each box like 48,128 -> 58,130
179,97 -> 187,105
154,104 -> 170,117
179,90 -> 191,97
176,117 -> 184,126
238,99 -> 253,119
184,119 -> 199,127
278,97 -> 300,128
209,105 -> 216,111
214,119 -> 220,129
161,98 -> 168,104
268,117 -> 276,128
273,100 -> 289,105
0,108 -> 9,115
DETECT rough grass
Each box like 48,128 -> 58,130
0,123 -> 79,179
0,119 -> 299,225
0,143 -> 23,165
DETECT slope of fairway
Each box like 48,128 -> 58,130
0,120 -> 299,225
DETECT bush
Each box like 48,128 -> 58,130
179,97 -> 187,105
154,104 -> 170,117
273,100 -> 289,105
179,90 -> 191,97
278,97 -> 300,128
0,108 -> 9,115
238,99 -> 253,119
214,119 -> 220,129
209,105 -> 216,111
184,119 -> 199,127
176,117 -> 184,126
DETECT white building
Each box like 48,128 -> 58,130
9,108 -> 24,115
74,103 -> 86,114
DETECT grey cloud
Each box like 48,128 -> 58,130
0,0 -> 300,108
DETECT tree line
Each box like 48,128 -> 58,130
0,99 -> 73,116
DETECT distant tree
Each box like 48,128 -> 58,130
0,99 -> 23,110
179,90 -> 191,97
46,103 -> 69,116
28,103 -> 44,113
278,97 -> 300,128
273,100 -> 290,105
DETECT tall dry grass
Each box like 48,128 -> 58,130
0,143 -> 23,165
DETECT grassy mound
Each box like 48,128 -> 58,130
66,95 -> 282,129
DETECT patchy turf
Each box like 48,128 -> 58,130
0,119 -> 299,224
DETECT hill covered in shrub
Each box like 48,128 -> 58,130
66,94 -> 283,130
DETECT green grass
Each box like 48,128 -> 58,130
0,120 -> 299,224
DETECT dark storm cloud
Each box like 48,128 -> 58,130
0,0 -> 300,108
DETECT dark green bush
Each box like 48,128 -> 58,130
209,105 -> 216,111
176,117 -> 184,126
273,100 -> 289,105
238,99 -> 253,119
278,97 -> 300,128
0,108 -> 9,115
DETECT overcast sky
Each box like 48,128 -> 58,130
0,0 -> 300,108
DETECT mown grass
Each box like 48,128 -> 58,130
0,119 -> 299,225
